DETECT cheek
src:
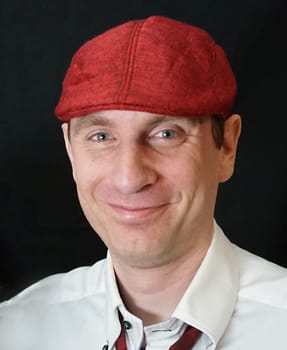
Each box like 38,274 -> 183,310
162,156 -> 200,206
72,154 -> 99,192
72,153 -> 116,207
174,147 -> 220,197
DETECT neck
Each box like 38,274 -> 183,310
112,240 -> 211,326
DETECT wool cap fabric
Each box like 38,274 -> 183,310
55,16 -> 237,121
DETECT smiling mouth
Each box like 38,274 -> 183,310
107,203 -> 168,223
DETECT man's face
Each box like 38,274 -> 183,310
62,110 -> 240,268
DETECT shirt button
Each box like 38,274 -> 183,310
123,320 -> 132,330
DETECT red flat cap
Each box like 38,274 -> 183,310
55,16 -> 237,121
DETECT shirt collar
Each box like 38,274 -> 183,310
173,221 -> 239,346
104,221 -> 239,348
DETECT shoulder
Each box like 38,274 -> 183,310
233,244 -> 287,309
0,258 -> 107,307
219,245 -> 287,348
0,259 -> 108,346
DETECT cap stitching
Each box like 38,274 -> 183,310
118,20 -> 145,103
211,40 -> 220,111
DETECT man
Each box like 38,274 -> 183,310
0,15 -> 286,350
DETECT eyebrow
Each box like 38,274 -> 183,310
70,113 -> 203,137
71,114 -> 115,137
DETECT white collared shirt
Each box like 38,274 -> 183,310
0,222 -> 287,349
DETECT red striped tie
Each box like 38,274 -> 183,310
115,321 -> 201,350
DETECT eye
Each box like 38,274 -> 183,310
155,129 -> 178,139
89,132 -> 113,142
148,126 -> 186,148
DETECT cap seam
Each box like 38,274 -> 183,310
118,20 -> 145,103
211,40 -> 220,111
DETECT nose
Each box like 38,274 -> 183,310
110,141 -> 158,195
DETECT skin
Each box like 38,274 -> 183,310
62,110 -> 241,324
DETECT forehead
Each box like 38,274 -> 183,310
69,110 -> 203,133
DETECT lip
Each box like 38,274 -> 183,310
107,203 -> 168,223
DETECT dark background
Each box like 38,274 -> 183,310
1,0 -> 287,301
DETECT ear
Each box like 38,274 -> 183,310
61,123 -> 76,180
218,114 -> 241,183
